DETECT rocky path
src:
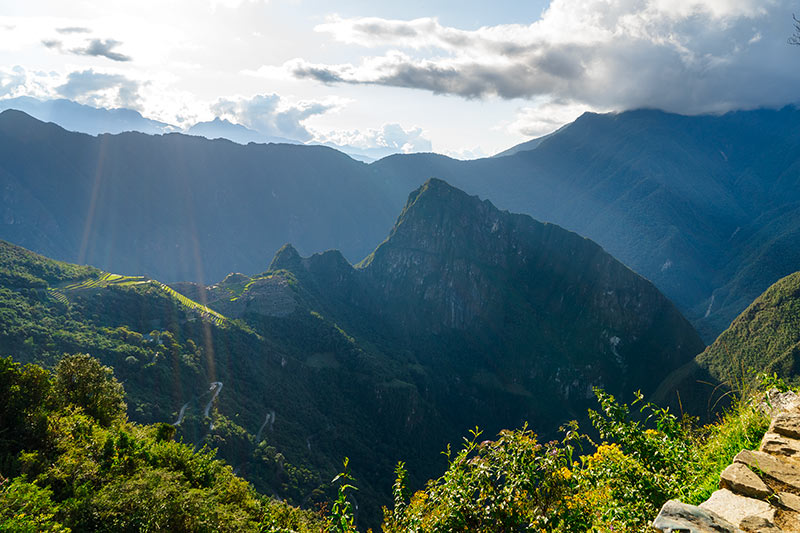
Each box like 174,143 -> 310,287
654,391 -> 800,532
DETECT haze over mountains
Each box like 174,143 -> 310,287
1,105 -> 799,341
0,97 -> 406,162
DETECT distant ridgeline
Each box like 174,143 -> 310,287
0,178 -> 704,527
3,107 -> 800,340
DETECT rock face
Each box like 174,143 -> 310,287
653,500 -> 742,533
719,463 -> 772,499
176,178 -> 705,435
653,390 -> 800,532
358,179 -> 704,400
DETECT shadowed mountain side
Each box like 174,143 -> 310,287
4,107 -> 800,341
369,107 -> 800,341
180,178 -> 705,440
0,109 -> 397,284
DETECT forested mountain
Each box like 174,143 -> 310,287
654,270 -> 800,416
2,106 -> 799,341
0,179 -> 703,527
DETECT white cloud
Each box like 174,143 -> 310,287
315,123 -> 432,153
507,99 -> 605,137
440,145 -> 488,160
0,66 -> 60,100
276,0 -> 799,115
56,69 -> 143,109
210,93 -> 345,141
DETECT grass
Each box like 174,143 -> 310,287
156,283 -> 227,326
64,272 -> 150,290
47,288 -> 69,305
684,400 -> 769,504
59,272 -> 228,327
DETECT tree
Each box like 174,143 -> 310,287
791,14 -> 800,46
52,353 -> 126,426
0,357 -> 50,470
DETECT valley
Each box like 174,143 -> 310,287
2,108 -> 800,343
3,2 -> 800,530
0,177 -> 707,527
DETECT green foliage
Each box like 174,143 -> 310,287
52,354 -> 126,427
684,402 -> 768,504
0,355 -> 329,533
382,426 -> 588,532
329,458 -> 357,533
383,389 -> 770,533
0,477 -> 69,532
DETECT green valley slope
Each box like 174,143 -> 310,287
0,179 -> 705,528
654,271 -> 800,417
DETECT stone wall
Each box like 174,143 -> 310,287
653,390 -> 800,532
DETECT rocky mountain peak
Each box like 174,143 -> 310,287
268,243 -> 302,271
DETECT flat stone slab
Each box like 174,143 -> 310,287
739,515 -> 782,533
735,449 -> 800,489
720,463 -> 772,499
700,489 -> 774,528
777,491 -> 800,512
772,413 -> 800,440
653,499 -> 742,533
761,432 -> 800,458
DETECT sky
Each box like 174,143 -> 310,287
0,0 -> 798,157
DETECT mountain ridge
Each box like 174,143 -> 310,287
2,106 -> 800,340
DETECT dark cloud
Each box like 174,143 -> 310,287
288,62 -> 345,84
41,39 -> 63,49
56,69 -> 142,109
56,27 -> 91,34
294,1 -> 800,115
71,39 -> 131,62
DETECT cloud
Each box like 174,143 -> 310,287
278,0 -> 800,115
42,34 -> 132,62
0,65 -> 58,100
210,94 -> 342,141
500,98 -> 604,138
316,123 -> 432,153
71,39 -> 131,62
56,27 -> 91,34
56,69 -> 143,109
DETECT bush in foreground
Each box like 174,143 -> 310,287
383,389 -> 769,533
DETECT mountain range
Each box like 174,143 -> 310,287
0,97 -> 401,162
0,105 -> 798,343
0,178 -> 704,527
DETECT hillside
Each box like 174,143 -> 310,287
699,271 -> 800,386
0,178 -> 704,527
0,354 -> 327,532
174,179 -> 705,521
654,271 -> 800,418
2,107 -> 800,340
